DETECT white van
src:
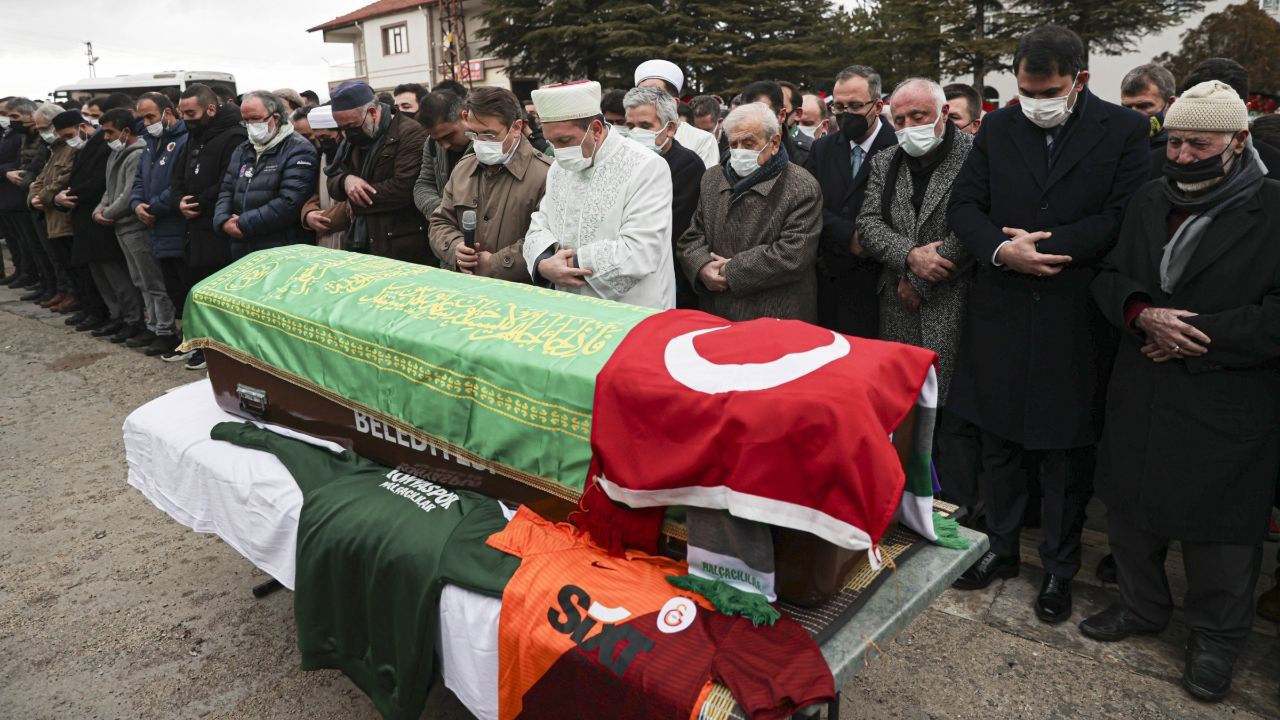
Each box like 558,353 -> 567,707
52,71 -> 238,102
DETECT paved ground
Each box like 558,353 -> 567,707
0,282 -> 1277,720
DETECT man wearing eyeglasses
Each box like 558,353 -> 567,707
328,80 -> 432,264
429,87 -> 551,281
802,64 -> 899,338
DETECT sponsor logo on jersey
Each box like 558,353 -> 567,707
548,584 -> 654,676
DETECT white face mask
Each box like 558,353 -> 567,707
85,117 -> 100,128
145,120 -> 164,137
626,125 -> 670,154
1019,74 -> 1079,129
554,127 -> 596,173
729,147 -> 763,177
65,134 -> 84,150
472,126 -> 515,166
0,116 -> 10,129
246,121 -> 274,145
895,122 -> 943,158
40,129 -> 56,144
107,138 -> 125,151
796,124 -> 817,138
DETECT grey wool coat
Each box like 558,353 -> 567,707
676,162 -> 822,322
857,128 -> 973,402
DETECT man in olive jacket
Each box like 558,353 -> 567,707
329,81 -> 431,264
676,102 -> 821,322
430,86 -> 550,282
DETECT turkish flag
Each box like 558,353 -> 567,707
588,311 -> 937,551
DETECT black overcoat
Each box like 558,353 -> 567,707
803,120 -> 897,338
946,89 -> 1150,449
67,130 -> 122,264
1091,178 -> 1280,544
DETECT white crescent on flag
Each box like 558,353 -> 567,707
662,326 -> 851,395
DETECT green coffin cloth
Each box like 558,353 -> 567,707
182,246 -> 656,493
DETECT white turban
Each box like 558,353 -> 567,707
634,60 -> 684,94
531,81 -> 603,123
306,106 -> 338,130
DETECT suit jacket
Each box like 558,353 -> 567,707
676,163 -> 822,322
946,88 -> 1150,449
857,127 -> 974,402
803,120 -> 898,337
1092,178 -> 1280,544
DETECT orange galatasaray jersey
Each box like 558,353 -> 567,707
486,507 -> 714,720
486,507 -> 835,720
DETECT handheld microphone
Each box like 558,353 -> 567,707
461,209 -> 477,249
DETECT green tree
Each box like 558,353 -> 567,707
1006,0 -> 1206,64
1153,1 -> 1280,95
478,0 -> 863,95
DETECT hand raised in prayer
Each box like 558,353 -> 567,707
996,227 -> 1070,276
1136,308 -> 1209,360
538,248 -> 592,287
699,253 -> 730,292
344,175 -> 377,208
907,241 -> 954,283
897,278 -> 922,311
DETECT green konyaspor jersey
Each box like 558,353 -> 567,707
211,422 -> 520,720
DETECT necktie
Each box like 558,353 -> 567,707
851,145 -> 864,180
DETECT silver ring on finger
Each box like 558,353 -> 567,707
1170,344 -> 1180,353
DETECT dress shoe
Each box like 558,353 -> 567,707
91,320 -> 124,337
952,551 -> 1020,590
1257,579 -> 1280,623
1095,554 -> 1118,584
144,334 -> 179,357
125,329 -> 157,348
64,311 -> 87,326
5,273 -> 32,287
55,297 -> 79,313
109,323 -> 142,344
1035,573 -> 1072,623
40,292 -> 67,309
1079,603 -> 1161,641
1182,647 -> 1233,702
22,278 -> 44,290
19,288 -> 45,301
75,315 -> 107,332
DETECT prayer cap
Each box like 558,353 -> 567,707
531,81 -> 602,123
634,60 -> 684,94
331,81 -> 375,112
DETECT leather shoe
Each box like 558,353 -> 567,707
1182,647 -> 1233,702
40,292 -> 67,309
19,288 -> 45,301
5,273 -> 32,287
1079,603 -> 1161,641
1095,554 -> 1118,584
125,329 -> 157,348
75,315 -> 107,332
109,323 -> 142,344
64,311 -> 87,326
952,551 -> 1020,590
91,320 -> 124,337
1035,573 -> 1072,624
55,296 -> 79,313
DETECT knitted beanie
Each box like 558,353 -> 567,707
1164,80 -> 1248,133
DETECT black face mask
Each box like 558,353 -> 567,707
11,120 -> 26,133
837,110 -> 871,143
318,137 -> 339,158
186,114 -> 208,139
345,128 -> 374,147
1164,145 -> 1231,185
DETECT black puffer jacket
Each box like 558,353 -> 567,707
172,103 -> 247,268
14,126 -> 49,199
213,129 -> 318,249
0,127 -> 26,211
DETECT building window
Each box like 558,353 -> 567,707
382,23 -> 409,56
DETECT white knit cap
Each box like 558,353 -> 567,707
531,81 -> 603,123
634,59 -> 684,94
306,106 -> 338,130
1163,80 -> 1248,133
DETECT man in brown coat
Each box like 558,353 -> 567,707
677,102 -> 821,322
328,81 -> 431,264
430,87 -> 551,282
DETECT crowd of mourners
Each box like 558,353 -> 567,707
2,21 -> 1278,706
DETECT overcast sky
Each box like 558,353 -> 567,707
0,1 -> 363,101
